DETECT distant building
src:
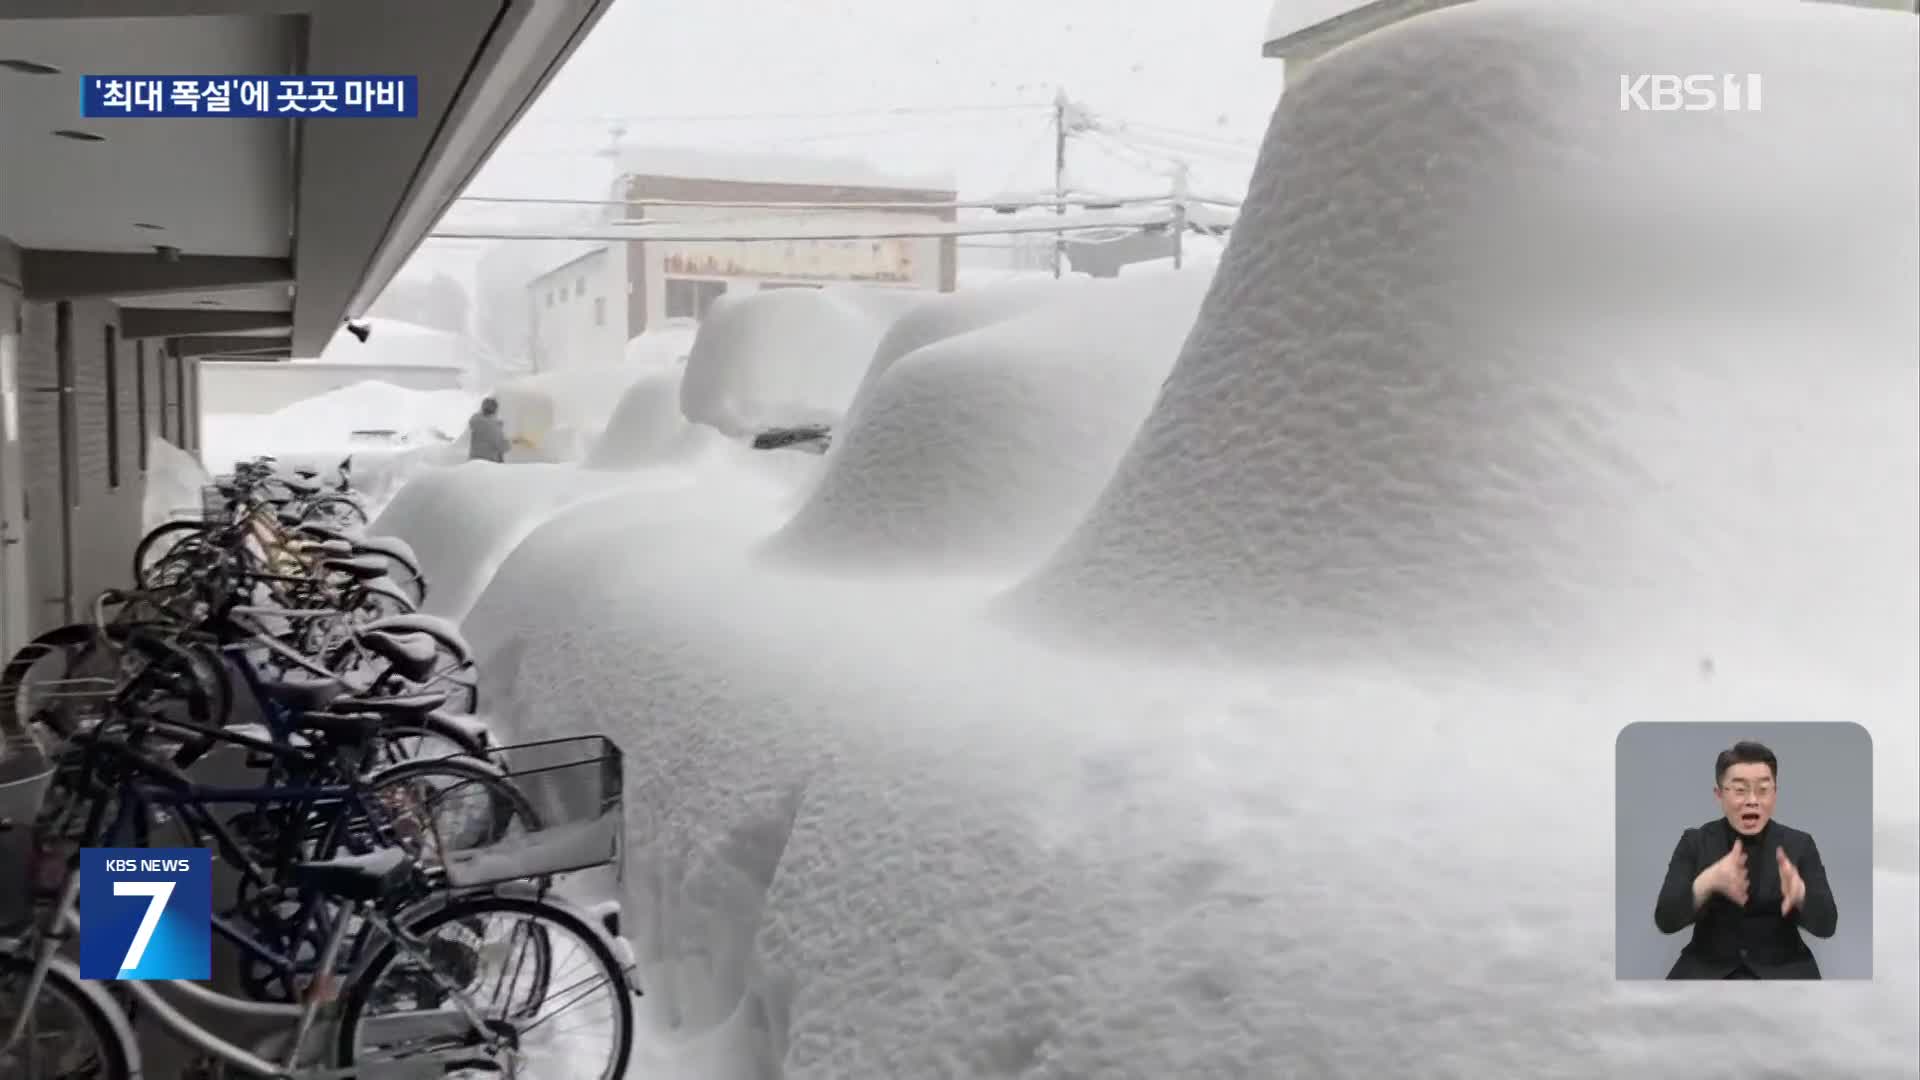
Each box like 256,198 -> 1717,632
526,149 -> 958,372
1262,1 -> 1469,83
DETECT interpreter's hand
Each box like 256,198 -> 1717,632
1778,848 -> 1807,916
1704,841 -> 1749,905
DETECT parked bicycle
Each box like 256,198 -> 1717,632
0,457 -> 637,1079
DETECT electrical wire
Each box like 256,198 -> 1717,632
453,192 -> 1176,212
1097,115 -> 1261,153
574,102 -> 1052,126
430,210 -> 1185,243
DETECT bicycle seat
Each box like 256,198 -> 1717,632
327,690 -> 452,718
361,629 -> 438,681
323,556 -> 388,582
256,675 -> 348,713
279,475 -> 321,496
289,849 -> 417,903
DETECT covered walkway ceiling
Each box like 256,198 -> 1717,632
0,0 -> 616,357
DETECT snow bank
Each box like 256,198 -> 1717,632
368,462 -> 641,622
625,324 -> 701,368
141,437 -> 211,530
492,365 -> 648,453
678,287 -> 911,439
767,268 -> 1214,575
583,366 -> 722,471
853,275 -> 1103,406
1012,0 -> 1920,691
202,380 -> 476,471
439,3 -> 1916,1077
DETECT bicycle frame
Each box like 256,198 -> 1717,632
116,766 -> 373,994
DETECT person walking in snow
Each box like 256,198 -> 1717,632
467,397 -> 511,463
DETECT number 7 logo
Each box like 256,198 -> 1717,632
113,881 -> 176,974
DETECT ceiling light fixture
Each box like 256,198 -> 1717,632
0,59 -> 61,75
134,222 -> 165,231
52,129 -> 106,142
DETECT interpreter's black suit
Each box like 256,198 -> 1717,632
1654,818 -> 1837,979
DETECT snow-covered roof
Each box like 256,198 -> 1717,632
618,145 -> 956,193
1263,0 -> 1470,57
527,243 -> 610,285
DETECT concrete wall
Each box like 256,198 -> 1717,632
1,244 -> 29,657
14,298 -> 181,637
197,360 -> 465,415
0,232 -> 195,649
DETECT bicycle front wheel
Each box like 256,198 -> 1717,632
336,894 -> 634,1080
0,949 -> 135,1080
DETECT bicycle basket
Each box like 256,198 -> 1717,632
436,735 -> 624,891
16,676 -> 118,736
0,738 -> 56,928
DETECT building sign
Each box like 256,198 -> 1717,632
660,237 -> 917,284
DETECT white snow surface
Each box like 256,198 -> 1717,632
624,324 -> 701,367
140,436 -> 212,530
768,268 -> 1214,575
202,380 -> 476,473
493,364 -> 649,448
846,274 -> 1107,411
1011,0 -> 1920,693
369,462 -> 646,622
382,3 -> 1919,1077
678,287 -> 916,438
583,365 -> 724,471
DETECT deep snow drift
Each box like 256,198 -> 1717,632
678,287 -> 924,439
1008,0 -> 1920,692
202,380 -> 475,471
141,436 -> 213,530
583,365 -> 723,471
767,268 -> 1214,575
389,3 -> 1917,1077
492,364 -> 652,463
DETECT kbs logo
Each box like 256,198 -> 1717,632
1619,74 -> 1763,112
79,848 -> 212,980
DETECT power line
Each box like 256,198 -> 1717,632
1097,115 -> 1261,153
571,103 -> 1052,126
452,192 -> 1182,212
428,208 -> 1214,244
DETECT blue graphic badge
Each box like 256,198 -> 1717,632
79,848 -> 212,980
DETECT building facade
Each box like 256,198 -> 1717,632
526,169 -> 959,372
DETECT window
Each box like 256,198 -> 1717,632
575,277 -> 586,297
665,278 -> 727,320
136,340 -> 149,470
593,297 -> 606,327
104,324 -> 120,489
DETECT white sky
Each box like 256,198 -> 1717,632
408,0 -> 1288,281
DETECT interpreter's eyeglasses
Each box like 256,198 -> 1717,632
1719,783 -> 1774,800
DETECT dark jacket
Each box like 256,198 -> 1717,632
468,413 -> 510,463
1654,818 -> 1836,979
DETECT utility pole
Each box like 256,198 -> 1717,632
1170,161 -> 1190,270
1052,88 -> 1069,278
